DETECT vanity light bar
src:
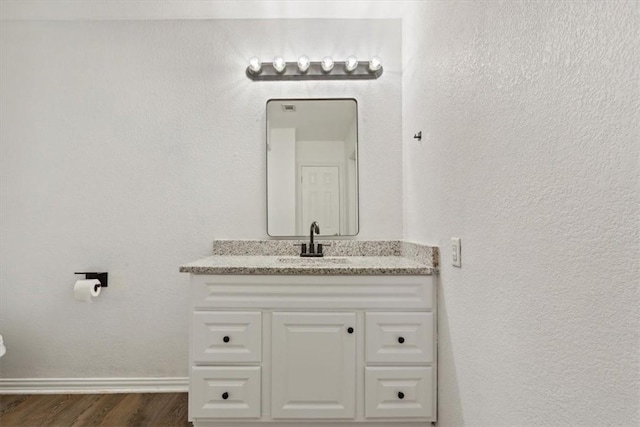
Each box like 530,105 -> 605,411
246,56 -> 383,81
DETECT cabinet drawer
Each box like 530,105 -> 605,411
365,367 -> 434,419
366,312 -> 433,364
192,311 -> 261,363
190,366 -> 261,419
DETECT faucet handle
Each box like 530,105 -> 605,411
293,243 -> 307,255
317,242 -> 334,255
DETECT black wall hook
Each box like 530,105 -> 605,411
413,131 -> 422,141
74,272 -> 108,290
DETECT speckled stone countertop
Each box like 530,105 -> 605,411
180,240 -> 438,275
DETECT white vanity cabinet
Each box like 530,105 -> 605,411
188,274 -> 436,426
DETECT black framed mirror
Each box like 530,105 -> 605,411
266,98 -> 359,237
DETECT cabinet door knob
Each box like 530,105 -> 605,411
398,336 -> 405,344
222,392 -> 229,400
347,327 -> 354,334
398,391 -> 405,400
223,336 -> 230,343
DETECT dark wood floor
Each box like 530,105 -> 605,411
0,393 -> 189,427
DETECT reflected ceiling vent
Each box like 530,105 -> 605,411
281,104 -> 296,112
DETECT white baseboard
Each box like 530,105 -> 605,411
0,377 -> 188,394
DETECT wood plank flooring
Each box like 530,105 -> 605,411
0,393 -> 189,426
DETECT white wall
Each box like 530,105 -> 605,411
0,0 -> 410,21
0,18 -> 402,378
402,1 -> 639,426
344,119 -> 358,234
267,128 -> 296,236
296,140 -> 345,163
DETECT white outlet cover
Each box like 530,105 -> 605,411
451,238 -> 461,267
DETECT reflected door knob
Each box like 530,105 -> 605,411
222,392 -> 229,400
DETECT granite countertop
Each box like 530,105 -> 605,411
179,240 -> 438,276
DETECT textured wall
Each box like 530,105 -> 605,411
402,1 -> 639,425
0,19 -> 402,378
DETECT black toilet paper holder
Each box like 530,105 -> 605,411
74,272 -> 108,291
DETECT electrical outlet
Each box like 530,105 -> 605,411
451,238 -> 461,267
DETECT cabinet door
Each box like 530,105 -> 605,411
271,312 -> 356,419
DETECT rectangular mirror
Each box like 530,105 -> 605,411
267,98 -> 359,237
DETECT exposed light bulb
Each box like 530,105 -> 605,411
321,56 -> 334,73
273,56 -> 286,74
248,57 -> 262,75
345,56 -> 358,73
368,57 -> 382,72
297,55 -> 310,73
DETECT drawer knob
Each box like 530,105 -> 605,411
398,391 -> 405,400
223,336 -> 230,343
347,327 -> 354,334
398,336 -> 405,344
222,392 -> 229,400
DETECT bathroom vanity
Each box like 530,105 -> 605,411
180,240 -> 438,426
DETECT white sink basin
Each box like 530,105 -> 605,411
277,257 -> 350,265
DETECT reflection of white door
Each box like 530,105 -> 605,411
300,166 -> 340,236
